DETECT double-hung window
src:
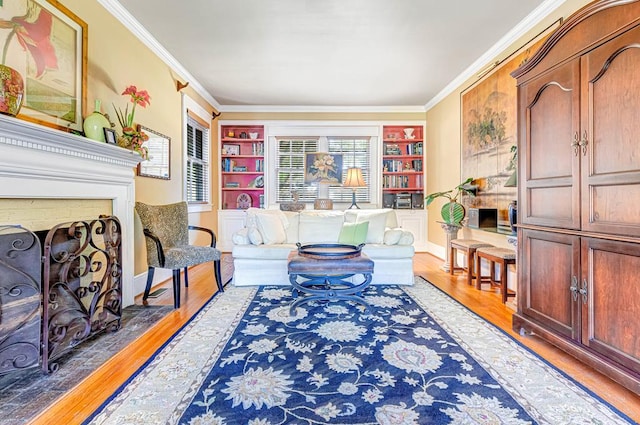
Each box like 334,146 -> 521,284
186,114 -> 210,204
275,134 -> 372,205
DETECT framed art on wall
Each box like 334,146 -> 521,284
460,19 -> 561,228
0,0 -> 87,132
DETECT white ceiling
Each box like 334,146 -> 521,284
113,0 -> 557,110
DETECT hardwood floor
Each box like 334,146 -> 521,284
29,253 -> 640,424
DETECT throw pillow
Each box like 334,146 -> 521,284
356,211 -> 388,244
232,228 -> 250,245
398,231 -> 415,246
248,227 -> 263,245
256,212 -> 288,244
338,221 -> 369,246
383,228 -> 403,245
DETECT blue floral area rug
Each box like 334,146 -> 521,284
86,277 -> 635,425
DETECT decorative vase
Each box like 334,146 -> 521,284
83,99 -> 111,142
441,201 -> 465,225
0,64 -> 24,116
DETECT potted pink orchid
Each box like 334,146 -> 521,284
113,85 -> 151,158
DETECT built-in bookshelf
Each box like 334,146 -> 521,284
220,125 -> 265,210
381,125 -> 424,209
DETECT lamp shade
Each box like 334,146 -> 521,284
504,170 -> 517,187
343,167 -> 366,188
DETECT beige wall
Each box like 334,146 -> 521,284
425,0 -> 592,252
57,1 -> 219,274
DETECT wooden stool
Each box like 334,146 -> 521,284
475,246 -> 516,303
450,239 -> 494,286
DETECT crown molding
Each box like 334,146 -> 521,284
218,104 -> 426,113
424,0 -> 567,111
97,0 -> 222,111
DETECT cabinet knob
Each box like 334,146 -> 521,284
570,275 -> 578,301
580,278 -> 588,304
571,132 -> 580,156
579,130 -> 588,156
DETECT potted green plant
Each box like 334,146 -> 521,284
425,177 -> 476,225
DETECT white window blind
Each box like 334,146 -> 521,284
275,136 -> 371,204
186,116 -> 210,203
328,137 -> 371,204
276,138 -> 319,203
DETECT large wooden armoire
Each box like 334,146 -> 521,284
512,0 -> 640,393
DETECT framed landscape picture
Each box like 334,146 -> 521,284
0,0 -> 87,132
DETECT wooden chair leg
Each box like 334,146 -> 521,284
172,269 -> 181,308
214,260 -> 223,292
184,267 -> 189,287
466,249 -> 474,286
449,245 -> 455,275
142,267 -> 155,306
501,263 -> 508,303
490,260 -> 496,282
475,254 -> 482,290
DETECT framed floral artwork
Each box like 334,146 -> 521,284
0,0 -> 87,132
304,152 -> 343,184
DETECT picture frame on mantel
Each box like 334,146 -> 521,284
0,0 -> 88,132
137,125 -> 171,180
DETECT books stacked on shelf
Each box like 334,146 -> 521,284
222,158 -> 236,172
412,159 -> 423,171
252,143 -> 264,155
384,144 -> 402,155
383,159 -> 405,172
255,159 -> 264,172
405,143 -> 423,155
383,175 -> 410,189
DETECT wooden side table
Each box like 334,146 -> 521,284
475,246 -> 516,303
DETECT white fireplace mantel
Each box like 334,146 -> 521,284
0,114 -> 142,306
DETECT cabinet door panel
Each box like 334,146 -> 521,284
520,229 -> 580,340
582,26 -> 640,236
520,59 -> 580,230
582,237 -> 640,374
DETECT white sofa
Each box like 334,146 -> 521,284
231,208 -> 415,286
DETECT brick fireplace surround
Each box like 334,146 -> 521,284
0,114 -> 142,306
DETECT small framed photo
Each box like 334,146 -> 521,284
225,144 -> 240,156
104,128 -> 117,145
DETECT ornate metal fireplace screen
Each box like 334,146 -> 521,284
0,216 -> 122,375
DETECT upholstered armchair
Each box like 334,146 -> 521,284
135,201 -> 222,308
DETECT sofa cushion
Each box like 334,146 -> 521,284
344,208 -> 397,228
256,212 -> 287,244
338,221 -> 369,245
233,244 -> 297,260
362,243 -> 415,259
359,211 -> 387,244
281,211 -> 300,243
298,211 -> 344,244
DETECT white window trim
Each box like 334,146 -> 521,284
267,124 -> 380,209
182,94 -> 212,213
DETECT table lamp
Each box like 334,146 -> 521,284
343,167 -> 366,209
